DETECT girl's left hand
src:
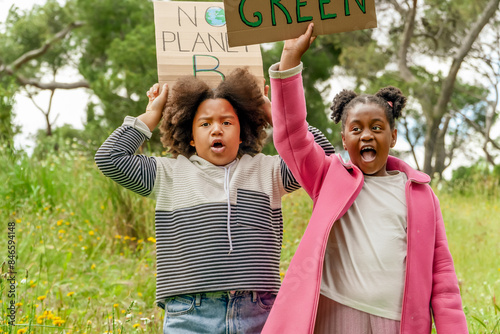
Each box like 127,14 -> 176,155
279,22 -> 316,71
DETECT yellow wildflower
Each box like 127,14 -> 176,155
57,220 -> 63,226
89,230 -> 95,236
133,323 -> 140,328
58,229 -> 65,234
147,237 -> 156,243
91,264 -> 96,270
67,291 -> 75,297
53,319 -> 66,326
17,328 -> 27,334
37,295 -> 46,301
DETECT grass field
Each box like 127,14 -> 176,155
0,145 -> 499,333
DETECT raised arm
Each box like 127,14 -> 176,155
94,84 -> 168,197
271,23 -> 334,199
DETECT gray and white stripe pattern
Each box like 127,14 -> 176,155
95,118 -> 334,308
95,126 -> 156,196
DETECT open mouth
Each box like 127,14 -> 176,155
360,146 -> 376,162
211,140 -> 225,153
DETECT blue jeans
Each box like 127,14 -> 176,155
163,291 -> 276,334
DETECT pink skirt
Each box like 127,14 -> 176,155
314,294 -> 400,334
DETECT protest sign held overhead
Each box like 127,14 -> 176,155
223,0 -> 377,47
153,1 -> 264,89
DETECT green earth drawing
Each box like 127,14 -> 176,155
205,6 -> 226,27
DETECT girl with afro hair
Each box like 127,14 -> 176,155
262,23 -> 467,334
95,67 -> 334,333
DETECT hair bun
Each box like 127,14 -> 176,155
375,86 -> 406,120
330,89 -> 358,124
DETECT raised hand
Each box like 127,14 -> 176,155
139,83 -> 168,131
146,83 -> 168,115
279,23 -> 316,71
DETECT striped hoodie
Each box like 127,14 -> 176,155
95,116 -> 334,308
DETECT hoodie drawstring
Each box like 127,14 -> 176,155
223,165 -> 233,254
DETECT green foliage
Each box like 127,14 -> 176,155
446,162 -> 500,197
0,0 -> 75,78
0,143 -> 160,332
0,76 -> 20,147
0,0 -> 77,145
338,31 -> 391,87
75,0 -> 158,132
420,0 -> 488,53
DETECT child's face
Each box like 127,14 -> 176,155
190,98 -> 242,166
341,103 -> 397,176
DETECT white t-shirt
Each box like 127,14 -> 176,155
320,171 -> 408,320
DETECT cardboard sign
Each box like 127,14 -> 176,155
223,0 -> 377,47
153,1 -> 264,89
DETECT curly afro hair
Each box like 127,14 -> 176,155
159,68 -> 269,158
330,86 -> 407,130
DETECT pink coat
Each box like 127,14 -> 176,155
263,71 -> 468,333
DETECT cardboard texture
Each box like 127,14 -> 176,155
224,0 -> 377,47
153,1 -> 264,89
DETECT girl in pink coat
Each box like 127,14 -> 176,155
263,23 -> 468,334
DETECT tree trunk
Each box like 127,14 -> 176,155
423,117 -> 441,176
424,0 -> 499,176
434,115 -> 452,179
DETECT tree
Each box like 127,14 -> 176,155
0,0 -> 89,138
459,24 -> 500,166
74,0 -> 157,135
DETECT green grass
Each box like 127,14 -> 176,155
0,144 -> 499,333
